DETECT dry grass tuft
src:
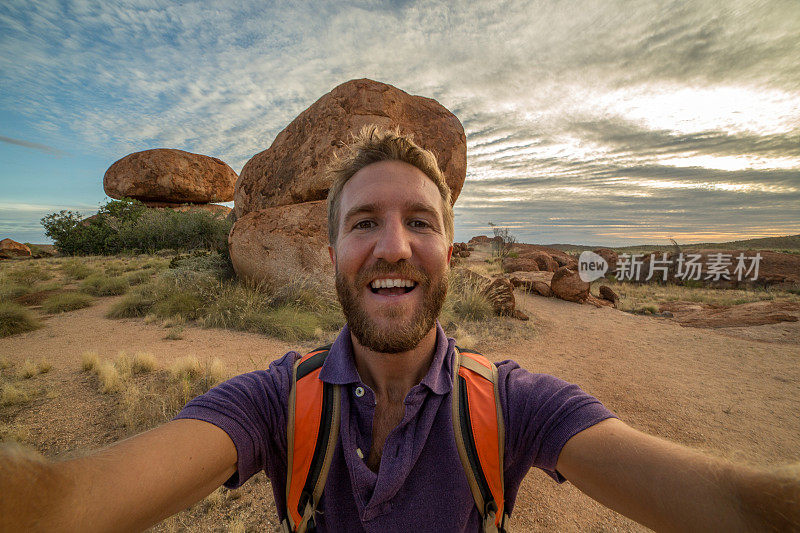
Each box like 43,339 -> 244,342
0,384 -> 31,407
19,360 -> 38,379
131,352 -> 158,373
96,361 -> 122,394
80,273 -> 130,297
81,351 -> 100,372
0,357 -> 10,370
164,326 -> 184,340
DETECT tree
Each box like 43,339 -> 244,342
487,222 -> 516,261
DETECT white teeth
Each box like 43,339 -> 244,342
370,278 -> 416,289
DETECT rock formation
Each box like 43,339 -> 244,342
229,79 -> 467,288
233,79 -> 467,218
550,266 -> 590,303
0,238 -> 31,259
227,201 -> 331,290
104,149 -> 237,213
501,257 -> 540,273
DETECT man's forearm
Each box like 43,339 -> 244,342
1,419 -> 238,532
558,418 -> 800,532
0,443 -> 75,531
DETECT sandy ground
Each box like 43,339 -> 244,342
1,290 -> 798,531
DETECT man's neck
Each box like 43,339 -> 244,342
350,326 -> 438,402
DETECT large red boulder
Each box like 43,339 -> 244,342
227,201 -> 332,289
594,248 -> 618,272
0,238 -> 31,259
234,79 -> 467,218
521,251 -> 560,272
501,257 -> 539,273
104,149 -> 237,204
550,266 -> 590,303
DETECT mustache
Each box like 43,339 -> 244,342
355,259 -> 430,288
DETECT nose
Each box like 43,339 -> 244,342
372,215 -> 412,263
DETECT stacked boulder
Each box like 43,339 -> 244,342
104,148 -> 236,217
228,78 -> 467,289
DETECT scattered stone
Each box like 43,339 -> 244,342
234,78 -> 467,218
661,300 -> 800,328
0,238 -> 31,259
104,148 -> 237,204
599,285 -> 619,304
227,201 -> 332,290
550,266 -> 590,303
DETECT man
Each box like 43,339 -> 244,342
1,127 -> 798,532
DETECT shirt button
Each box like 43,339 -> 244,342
354,386 -> 365,398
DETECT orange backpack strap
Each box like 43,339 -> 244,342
283,346 -> 340,533
452,346 -> 509,533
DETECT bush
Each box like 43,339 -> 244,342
0,302 -> 42,338
106,292 -> 155,318
6,265 -> 52,287
41,292 -> 94,313
41,198 -> 231,256
80,274 -> 129,296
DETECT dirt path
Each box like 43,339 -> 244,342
2,292 -> 798,531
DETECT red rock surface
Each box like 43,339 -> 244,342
501,257 -> 540,273
520,250 -> 560,272
508,271 -> 554,297
104,149 -> 237,204
550,266 -> 590,303
142,201 -> 231,218
660,300 -> 800,328
599,285 -> 619,304
234,79 -> 467,217
227,201 -> 332,289
0,238 -> 31,259
594,248 -> 618,271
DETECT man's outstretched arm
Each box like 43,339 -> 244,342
557,418 -> 800,532
0,419 -> 238,532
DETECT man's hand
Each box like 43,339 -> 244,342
0,419 -> 237,532
557,418 -> 800,532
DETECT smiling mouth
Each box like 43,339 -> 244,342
369,278 -> 418,296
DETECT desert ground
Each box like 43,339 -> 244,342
1,255 -> 798,532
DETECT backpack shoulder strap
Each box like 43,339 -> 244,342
452,346 -> 509,533
284,346 -> 340,533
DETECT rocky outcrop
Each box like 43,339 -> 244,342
227,201 -> 332,289
502,257 -> 539,273
0,238 -> 31,259
508,271 -> 554,297
594,248 -> 618,272
521,251 -> 560,272
550,266 -> 590,303
234,79 -> 467,218
457,268 -> 528,320
104,149 -> 237,204
660,300 -> 800,328
453,242 -> 471,258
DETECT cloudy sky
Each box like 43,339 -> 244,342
1,0 -> 798,246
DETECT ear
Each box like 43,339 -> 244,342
446,244 -> 453,263
328,245 -> 336,268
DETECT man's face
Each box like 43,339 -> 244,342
329,160 -> 453,353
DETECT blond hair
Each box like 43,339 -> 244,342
326,125 -> 454,246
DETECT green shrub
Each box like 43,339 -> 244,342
125,270 -> 154,286
41,198 -> 231,256
152,292 -> 205,320
41,292 -> 94,313
80,274 -> 129,296
0,302 -> 42,337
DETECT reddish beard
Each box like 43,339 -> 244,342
335,259 -> 448,353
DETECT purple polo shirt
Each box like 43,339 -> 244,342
176,323 -> 615,531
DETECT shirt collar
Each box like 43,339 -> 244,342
318,322 -> 454,396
